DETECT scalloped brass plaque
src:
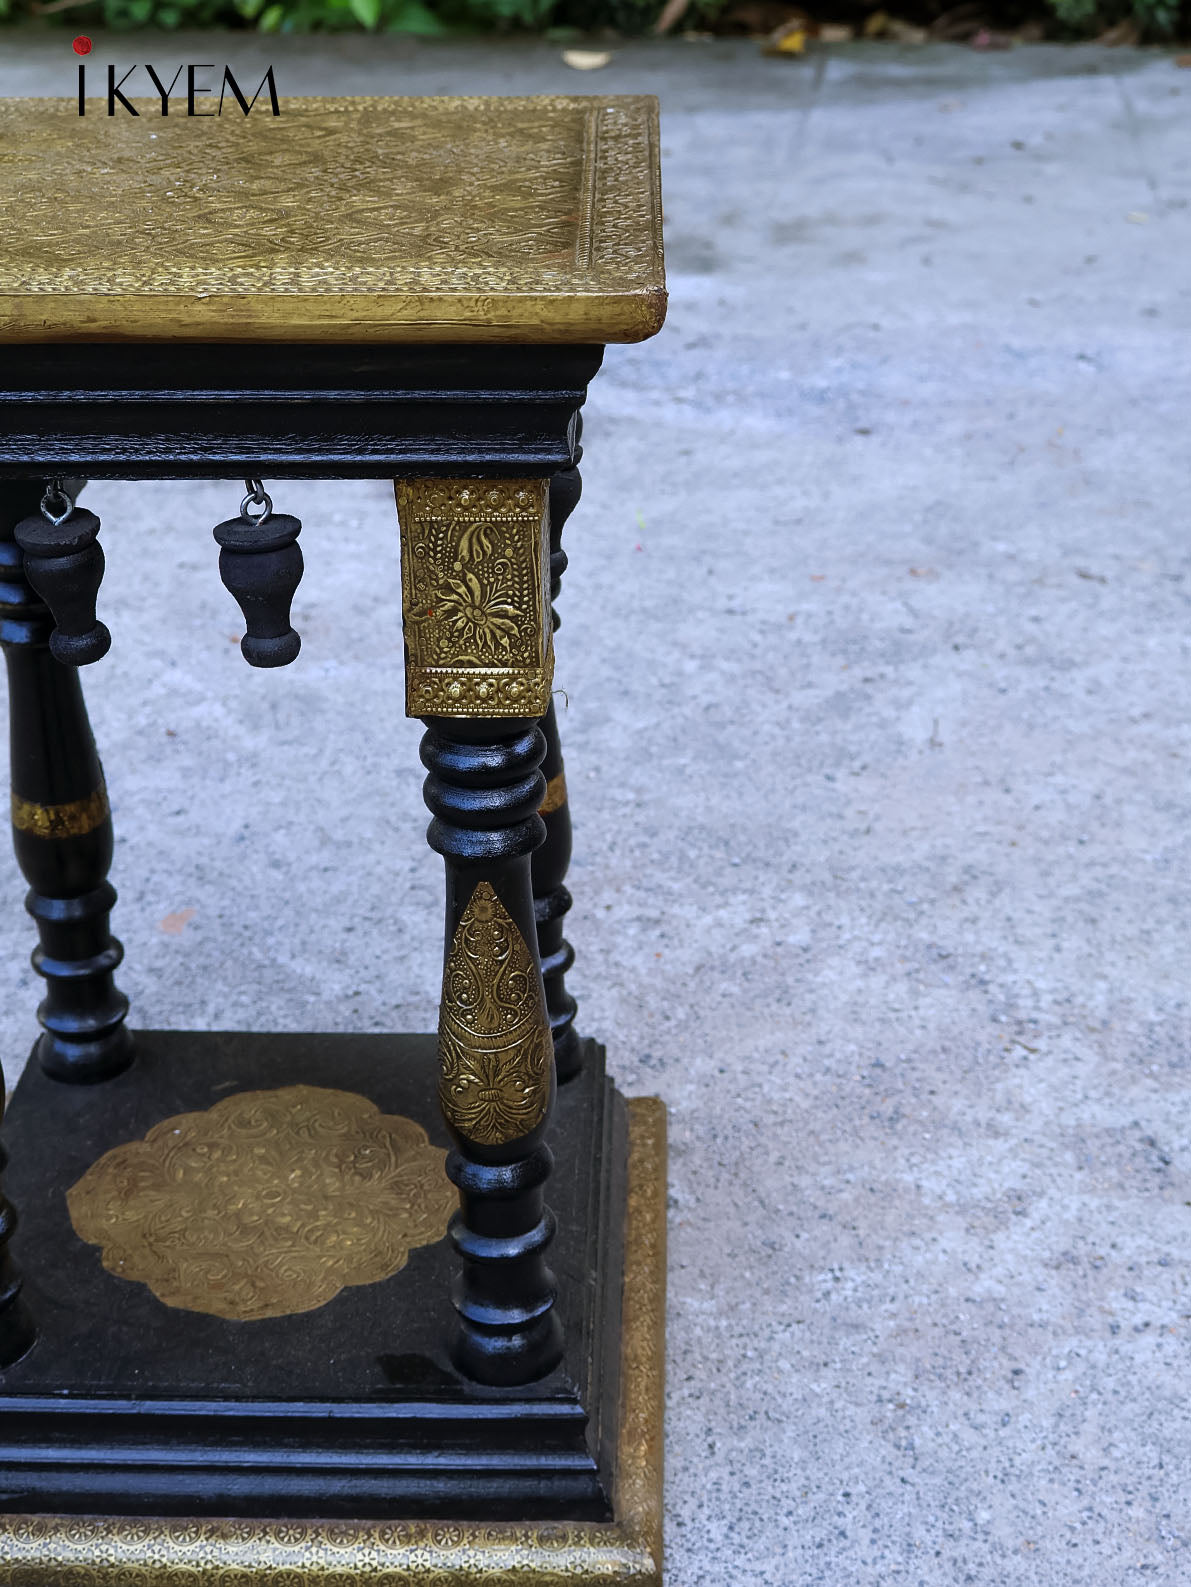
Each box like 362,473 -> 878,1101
66,1085 -> 455,1322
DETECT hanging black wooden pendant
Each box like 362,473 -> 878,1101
13,484 -> 111,667
213,482 -> 303,668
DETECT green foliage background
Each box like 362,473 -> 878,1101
0,0 -> 1185,48
0,0 -> 666,35
1046,0 -> 1181,33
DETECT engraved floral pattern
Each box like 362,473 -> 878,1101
397,480 -> 553,719
67,1086 -> 455,1322
438,883 -> 553,1146
433,569 -> 520,657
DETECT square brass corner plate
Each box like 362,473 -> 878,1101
0,1097 -> 666,1587
0,96 -> 665,346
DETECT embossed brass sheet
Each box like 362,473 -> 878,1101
397,478 -> 553,717
0,96 -> 665,344
438,882 -> 553,1146
67,1086 -> 455,1322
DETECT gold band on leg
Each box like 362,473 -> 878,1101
538,770 -> 567,815
11,785 -> 109,840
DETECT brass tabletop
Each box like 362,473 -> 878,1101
0,95 -> 665,345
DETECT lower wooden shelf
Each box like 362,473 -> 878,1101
0,1030 -> 665,1585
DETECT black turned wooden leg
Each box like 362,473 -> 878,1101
397,478 -> 563,1386
534,447 -> 584,1083
421,717 -> 563,1385
0,482 -> 131,1084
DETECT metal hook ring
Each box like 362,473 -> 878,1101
240,479 -> 273,526
39,479 -> 74,528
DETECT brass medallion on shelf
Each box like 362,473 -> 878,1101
66,1085 -> 455,1322
10,785 -> 109,840
397,479 -> 553,720
439,882 -> 553,1147
0,1098 -> 667,1586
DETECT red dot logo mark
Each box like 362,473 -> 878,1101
72,36 -> 92,55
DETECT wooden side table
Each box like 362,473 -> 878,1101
0,95 -> 667,1585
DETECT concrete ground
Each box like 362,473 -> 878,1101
3,29 -> 1191,1585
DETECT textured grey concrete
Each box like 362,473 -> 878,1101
3,31 -> 1191,1585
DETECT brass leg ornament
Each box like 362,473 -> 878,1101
398,478 -> 563,1386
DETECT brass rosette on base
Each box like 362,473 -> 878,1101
67,1086 -> 455,1322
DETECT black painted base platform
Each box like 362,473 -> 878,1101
0,1031 -> 626,1521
